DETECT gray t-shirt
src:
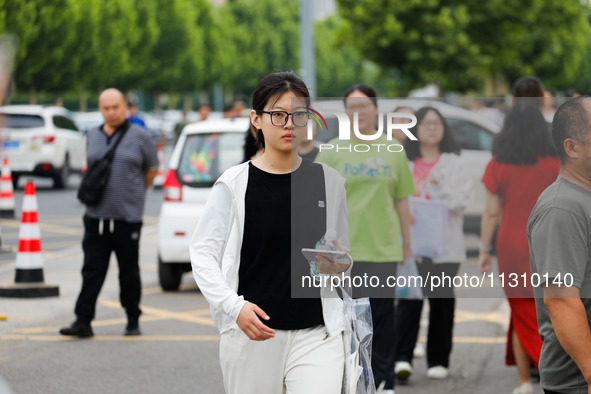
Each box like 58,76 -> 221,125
85,122 -> 159,222
528,177 -> 591,393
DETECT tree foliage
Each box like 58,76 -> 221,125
218,0 -> 300,94
2,0 -> 590,102
142,0 -> 212,93
315,16 -> 383,97
337,0 -> 591,94
3,0 -> 83,93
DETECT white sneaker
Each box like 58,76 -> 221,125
413,342 -> 425,358
426,365 -> 449,379
376,380 -> 395,394
395,361 -> 413,381
512,382 -> 533,394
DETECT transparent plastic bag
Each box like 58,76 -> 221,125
341,285 -> 376,394
395,258 -> 424,300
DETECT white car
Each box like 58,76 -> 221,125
312,98 -> 501,234
72,111 -> 104,134
157,117 -> 248,290
0,105 -> 86,188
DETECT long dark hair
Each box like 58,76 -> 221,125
492,101 -> 557,165
404,107 -> 460,161
343,84 -> 378,107
242,128 -> 258,163
251,71 -> 310,150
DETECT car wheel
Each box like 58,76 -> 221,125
158,256 -> 183,291
53,155 -> 70,189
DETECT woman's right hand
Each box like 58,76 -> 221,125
478,252 -> 492,273
237,302 -> 275,341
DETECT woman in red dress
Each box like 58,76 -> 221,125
479,100 -> 559,394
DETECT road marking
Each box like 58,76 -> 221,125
452,336 -> 505,344
0,219 -> 83,236
0,334 -> 507,343
417,335 -> 505,344
454,309 -> 508,325
1,334 -> 220,342
142,284 -> 198,295
12,315 -> 169,334
100,299 -> 215,327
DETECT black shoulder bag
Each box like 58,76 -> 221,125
77,125 -> 128,206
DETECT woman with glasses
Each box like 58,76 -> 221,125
394,107 -> 473,382
316,84 -> 416,394
190,71 -> 351,394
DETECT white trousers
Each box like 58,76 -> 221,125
219,325 -> 344,394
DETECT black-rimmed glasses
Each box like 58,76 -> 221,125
259,110 -> 310,127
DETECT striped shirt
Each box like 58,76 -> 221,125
85,121 -> 158,222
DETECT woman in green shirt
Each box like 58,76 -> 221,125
316,84 -> 415,393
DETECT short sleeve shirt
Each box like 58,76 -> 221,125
527,177 -> 591,392
316,136 -> 415,262
85,122 -> 159,222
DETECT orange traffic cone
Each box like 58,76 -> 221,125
153,145 -> 165,188
0,181 -> 59,297
0,158 -> 16,218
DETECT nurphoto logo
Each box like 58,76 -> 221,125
307,110 -> 418,153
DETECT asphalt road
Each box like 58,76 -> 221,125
0,177 -> 544,394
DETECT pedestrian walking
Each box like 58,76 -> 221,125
60,89 -> 159,337
190,71 -> 351,394
316,84 -> 416,393
391,106 -> 415,144
297,121 -> 319,161
479,100 -> 559,394
395,107 -> 473,382
128,101 -> 148,131
528,96 -> 591,394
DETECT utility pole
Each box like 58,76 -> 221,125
299,0 -> 316,97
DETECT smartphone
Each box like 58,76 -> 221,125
301,248 -> 353,266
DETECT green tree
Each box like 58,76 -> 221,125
219,0 -> 300,95
142,0 -> 213,94
112,0 -> 160,92
315,16 -> 380,97
3,0 -> 84,99
73,0 -> 143,91
337,0 -> 591,94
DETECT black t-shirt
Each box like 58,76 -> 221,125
238,159 -> 326,330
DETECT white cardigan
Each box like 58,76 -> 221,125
409,153 -> 474,263
189,161 -> 351,336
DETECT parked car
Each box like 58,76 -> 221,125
72,111 -> 104,134
157,117 -> 248,290
0,105 -> 86,188
312,98 -> 501,234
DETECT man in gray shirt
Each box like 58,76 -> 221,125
60,89 -> 158,337
528,96 -> 591,394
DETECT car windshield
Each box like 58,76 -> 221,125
0,114 -> 45,128
177,132 -> 243,187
